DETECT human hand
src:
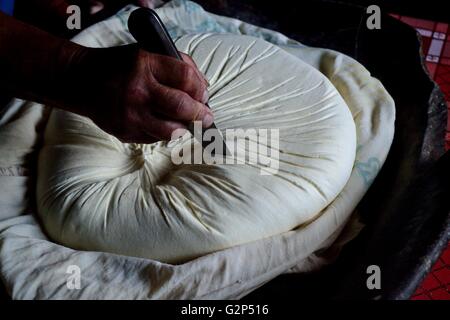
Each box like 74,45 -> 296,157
55,44 -> 212,144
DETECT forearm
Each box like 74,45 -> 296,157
0,11 -> 84,109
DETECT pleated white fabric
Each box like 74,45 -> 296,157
0,1 -> 395,299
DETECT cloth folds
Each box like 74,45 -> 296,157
0,0 -> 395,299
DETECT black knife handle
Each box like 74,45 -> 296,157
128,8 -> 182,60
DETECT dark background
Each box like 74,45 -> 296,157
335,0 -> 449,22
200,0 -> 450,23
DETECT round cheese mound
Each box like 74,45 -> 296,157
36,34 -> 356,263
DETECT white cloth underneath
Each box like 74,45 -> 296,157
37,33 -> 356,264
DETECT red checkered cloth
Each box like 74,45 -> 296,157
391,14 -> 450,300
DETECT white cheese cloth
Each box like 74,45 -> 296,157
37,33 -> 356,264
0,0 -> 395,299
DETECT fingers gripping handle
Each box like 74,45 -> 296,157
127,8 -> 230,156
